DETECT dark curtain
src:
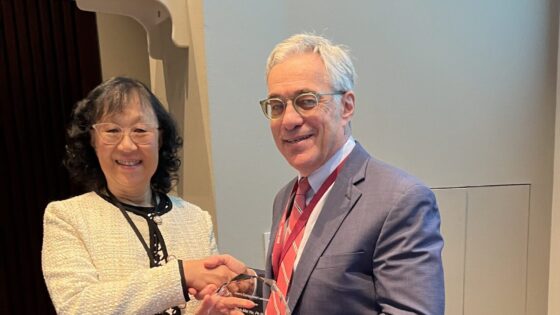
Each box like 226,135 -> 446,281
0,0 -> 102,312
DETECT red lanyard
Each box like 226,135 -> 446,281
271,158 -> 347,276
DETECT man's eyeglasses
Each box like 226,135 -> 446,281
91,123 -> 159,145
259,91 -> 346,120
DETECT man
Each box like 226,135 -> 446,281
260,33 -> 445,314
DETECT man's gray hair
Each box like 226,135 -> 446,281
265,33 -> 356,92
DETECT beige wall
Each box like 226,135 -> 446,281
96,13 -> 150,85
550,22 -> 560,315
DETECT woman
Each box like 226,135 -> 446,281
42,77 -> 253,314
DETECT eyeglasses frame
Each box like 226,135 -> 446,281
259,90 -> 347,120
91,122 -> 160,145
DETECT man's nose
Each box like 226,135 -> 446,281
280,101 -> 304,130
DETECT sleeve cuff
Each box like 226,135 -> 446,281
177,260 -> 190,302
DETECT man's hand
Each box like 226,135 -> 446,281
203,254 -> 248,274
183,259 -> 235,292
182,255 -> 247,294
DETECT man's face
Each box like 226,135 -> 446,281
267,53 -> 355,176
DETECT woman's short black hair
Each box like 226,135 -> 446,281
64,76 -> 183,194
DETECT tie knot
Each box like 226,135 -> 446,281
297,177 -> 310,196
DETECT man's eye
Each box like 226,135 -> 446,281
270,103 -> 284,110
296,96 -> 317,110
268,101 -> 285,113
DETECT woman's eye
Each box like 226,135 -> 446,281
133,128 -> 148,133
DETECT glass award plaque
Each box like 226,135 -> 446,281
216,274 -> 291,315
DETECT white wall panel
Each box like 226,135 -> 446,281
435,185 -> 530,315
434,188 -> 467,315
464,185 -> 530,315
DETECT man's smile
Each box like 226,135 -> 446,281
284,134 -> 313,144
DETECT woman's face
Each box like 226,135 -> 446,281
91,92 -> 160,201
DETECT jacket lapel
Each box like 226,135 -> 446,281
286,143 -> 370,310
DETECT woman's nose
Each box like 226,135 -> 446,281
116,132 -> 138,151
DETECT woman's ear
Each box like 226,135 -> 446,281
90,132 -> 96,149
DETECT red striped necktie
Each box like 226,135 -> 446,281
267,177 -> 310,315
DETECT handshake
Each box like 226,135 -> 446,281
183,254 -> 258,315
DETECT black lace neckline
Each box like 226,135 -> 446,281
120,195 -> 172,218
97,189 -> 172,217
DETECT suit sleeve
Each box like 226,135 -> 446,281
373,184 -> 445,315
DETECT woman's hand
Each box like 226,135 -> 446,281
195,294 -> 256,315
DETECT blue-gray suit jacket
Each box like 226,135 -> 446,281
265,143 -> 445,314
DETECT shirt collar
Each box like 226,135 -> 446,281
299,136 -> 356,194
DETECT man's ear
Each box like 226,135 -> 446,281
341,91 -> 355,121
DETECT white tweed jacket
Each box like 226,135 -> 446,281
42,192 -> 218,315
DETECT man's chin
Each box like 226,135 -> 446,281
286,156 -> 317,176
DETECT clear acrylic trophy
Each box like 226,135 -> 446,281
216,273 -> 291,315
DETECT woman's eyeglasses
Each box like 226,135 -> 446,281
91,123 -> 159,145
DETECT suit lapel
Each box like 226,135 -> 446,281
286,144 -> 370,310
